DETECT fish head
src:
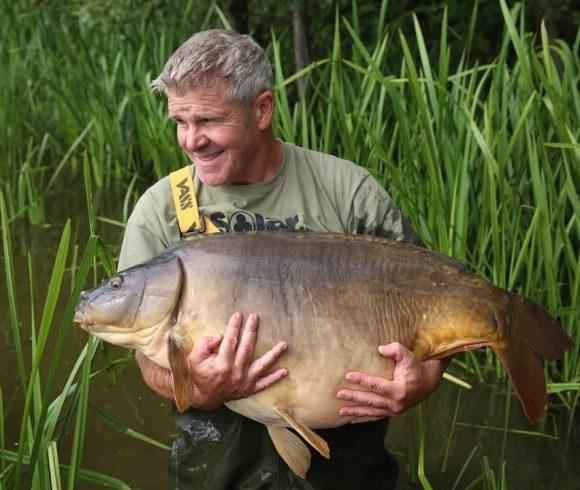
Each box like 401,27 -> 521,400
73,253 -> 183,348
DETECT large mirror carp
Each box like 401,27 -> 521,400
74,232 -> 574,478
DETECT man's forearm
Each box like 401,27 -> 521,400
135,352 -> 218,410
135,351 -> 175,401
433,356 -> 451,375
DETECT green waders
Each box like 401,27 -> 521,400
169,406 -> 398,489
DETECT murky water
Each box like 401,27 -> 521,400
1,185 -> 577,489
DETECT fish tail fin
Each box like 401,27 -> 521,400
492,294 -> 574,422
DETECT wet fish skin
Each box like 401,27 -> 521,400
74,232 -> 574,478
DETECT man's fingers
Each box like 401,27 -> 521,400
196,334 -> 223,356
247,341 -> 288,379
217,312 -> 244,362
234,313 -> 259,369
338,406 -> 393,418
336,388 -> 391,409
378,342 -> 409,363
253,368 -> 288,393
350,416 -> 383,424
345,372 -> 392,395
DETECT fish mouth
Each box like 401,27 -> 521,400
73,309 -> 84,325
74,293 -> 89,328
73,305 -> 92,331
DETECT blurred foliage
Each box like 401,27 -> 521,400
37,0 -> 578,105
40,1 -> 580,70
232,0 -> 579,65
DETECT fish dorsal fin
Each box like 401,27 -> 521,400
267,425 -> 311,479
167,325 -> 195,412
275,406 -> 330,459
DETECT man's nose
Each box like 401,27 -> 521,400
182,126 -> 210,153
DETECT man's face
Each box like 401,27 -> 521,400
168,83 -> 261,186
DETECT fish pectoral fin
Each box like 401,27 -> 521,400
167,325 -> 195,413
275,406 -> 330,459
428,338 -> 493,360
267,425 -> 311,479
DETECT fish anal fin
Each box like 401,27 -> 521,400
167,325 -> 194,413
267,425 -> 311,479
428,338 -> 493,360
275,406 -> 330,459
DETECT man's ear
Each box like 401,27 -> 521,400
254,91 -> 275,130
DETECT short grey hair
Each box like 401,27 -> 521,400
152,29 -> 273,108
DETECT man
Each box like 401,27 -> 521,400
119,29 -> 447,489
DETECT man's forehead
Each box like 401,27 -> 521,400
167,85 -> 237,117
168,105 -> 229,118
167,93 -> 240,118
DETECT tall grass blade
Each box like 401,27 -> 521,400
25,235 -> 98,485
83,153 -> 96,236
455,423 -> 558,440
452,445 -> 478,490
213,4 -> 232,30
15,220 -> 71,488
45,119 -> 96,194
89,404 -> 171,451
47,441 -> 62,490
417,404 -> 432,489
498,385 -> 511,486
66,336 -> 95,490
0,191 -> 26,388
1,450 -> 129,489
0,386 -> 4,476
442,388 -> 462,473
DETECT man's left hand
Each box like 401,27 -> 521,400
336,342 -> 447,423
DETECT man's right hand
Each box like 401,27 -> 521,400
135,312 -> 288,410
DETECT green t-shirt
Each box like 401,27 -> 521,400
119,141 -> 418,489
118,141 -> 419,271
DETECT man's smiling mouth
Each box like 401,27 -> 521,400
196,150 -> 224,164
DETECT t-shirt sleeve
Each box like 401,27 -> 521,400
117,190 -> 171,271
118,222 -> 167,271
348,173 -> 423,246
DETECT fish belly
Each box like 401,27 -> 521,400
226,346 -> 395,429
174,309 -> 402,429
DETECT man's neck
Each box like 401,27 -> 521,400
232,132 -> 283,185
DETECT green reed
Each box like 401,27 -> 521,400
1,0 -> 578,487
0,165 -> 169,488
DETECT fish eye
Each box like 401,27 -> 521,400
110,276 -> 123,289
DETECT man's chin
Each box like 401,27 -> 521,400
195,164 -> 236,186
196,171 -> 228,186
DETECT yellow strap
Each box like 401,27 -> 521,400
169,166 -> 220,235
